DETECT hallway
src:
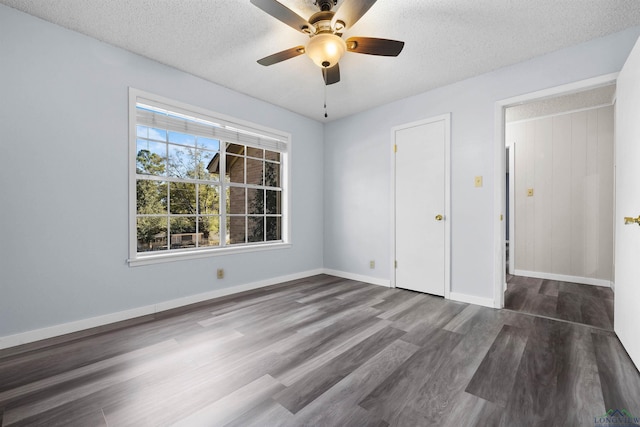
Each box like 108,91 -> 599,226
505,275 -> 614,330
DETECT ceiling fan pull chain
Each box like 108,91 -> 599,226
324,85 -> 328,118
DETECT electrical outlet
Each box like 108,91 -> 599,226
217,268 -> 224,279
369,260 -> 375,269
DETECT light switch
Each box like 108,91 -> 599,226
527,188 -> 534,197
474,176 -> 483,187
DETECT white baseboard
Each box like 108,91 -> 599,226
449,292 -> 496,308
513,269 -> 612,288
0,268 -> 503,350
322,269 -> 391,288
323,269 -> 495,308
0,268 -> 324,351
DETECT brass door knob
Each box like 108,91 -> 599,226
624,215 -> 640,225
435,214 -> 443,221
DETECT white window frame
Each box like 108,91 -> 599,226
128,88 -> 291,266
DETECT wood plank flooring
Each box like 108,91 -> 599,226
504,275 -> 614,330
1,275 -> 639,426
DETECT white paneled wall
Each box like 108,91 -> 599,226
508,105 -> 614,286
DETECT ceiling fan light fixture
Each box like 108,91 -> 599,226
306,33 -> 346,68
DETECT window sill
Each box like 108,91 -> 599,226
128,242 -> 292,267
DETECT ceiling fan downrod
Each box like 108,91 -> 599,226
315,0 -> 337,11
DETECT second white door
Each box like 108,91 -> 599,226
614,36 -> 640,370
394,115 -> 449,296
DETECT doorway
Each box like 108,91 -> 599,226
496,78 -> 617,329
392,114 -> 451,297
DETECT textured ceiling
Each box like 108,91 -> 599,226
2,0 -> 640,121
506,84 -> 617,122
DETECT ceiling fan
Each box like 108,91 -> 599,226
251,0 -> 405,86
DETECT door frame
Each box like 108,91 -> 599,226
507,144 -> 515,276
492,72 -> 619,308
390,113 -> 451,300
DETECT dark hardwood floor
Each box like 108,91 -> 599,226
504,275 -> 615,330
1,275 -> 639,426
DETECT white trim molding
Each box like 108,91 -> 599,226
449,292 -> 496,308
513,270 -> 612,288
322,269 -> 391,287
1,268 -> 512,351
493,72 -> 619,309
0,269 -> 324,350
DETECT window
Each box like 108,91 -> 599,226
129,89 -> 289,265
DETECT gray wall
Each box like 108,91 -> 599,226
0,4 -> 324,338
324,27 -> 640,301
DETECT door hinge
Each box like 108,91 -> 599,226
394,260 -> 398,268
394,144 -> 397,153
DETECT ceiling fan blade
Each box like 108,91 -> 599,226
346,37 -> 405,56
322,63 -> 340,85
257,46 -> 306,66
331,0 -> 377,30
251,0 -> 311,33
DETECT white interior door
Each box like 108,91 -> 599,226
615,36 -> 640,370
394,115 -> 450,296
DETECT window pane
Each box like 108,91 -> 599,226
198,184 -> 219,214
169,182 -> 196,214
247,147 -> 263,159
134,97 -> 287,256
226,143 -> 244,155
137,125 -> 148,138
170,217 -> 196,249
149,128 -> 167,141
264,162 -> 280,187
247,188 -> 264,215
248,216 -> 264,243
266,216 -> 282,241
168,144 -> 195,179
168,131 -> 196,146
228,186 -> 246,214
265,190 -> 281,214
227,154 -> 244,183
228,216 -> 246,244
198,137 -> 220,151
198,216 -> 220,247
246,158 -> 264,186
196,149 -> 219,181
137,180 -> 167,214
136,140 -> 166,176
265,150 -> 280,162
137,216 -> 167,252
